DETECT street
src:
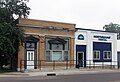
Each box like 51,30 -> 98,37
0,72 -> 120,82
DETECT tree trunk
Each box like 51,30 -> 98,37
10,53 -> 18,71
0,64 -> 3,69
10,57 -> 13,70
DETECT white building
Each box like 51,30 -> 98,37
117,40 -> 120,68
75,28 -> 117,68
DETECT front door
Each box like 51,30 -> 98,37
27,51 -> 34,69
77,52 -> 84,67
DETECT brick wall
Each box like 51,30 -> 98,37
17,19 -> 75,71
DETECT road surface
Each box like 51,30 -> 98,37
0,72 -> 120,82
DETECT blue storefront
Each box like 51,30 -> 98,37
93,42 -> 112,62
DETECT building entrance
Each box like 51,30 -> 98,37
76,52 -> 84,67
25,35 -> 39,70
27,51 -> 34,69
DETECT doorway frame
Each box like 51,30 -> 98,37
24,35 -> 39,70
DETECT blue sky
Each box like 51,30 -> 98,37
27,0 -> 120,30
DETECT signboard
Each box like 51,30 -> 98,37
94,35 -> 111,41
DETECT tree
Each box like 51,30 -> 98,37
0,0 -> 30,23
103,22 -> 120,39
0,23 -> 25,70
0,0 -> 30,70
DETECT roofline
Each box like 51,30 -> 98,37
75,28 -> 117,33
18,18 -> 76,26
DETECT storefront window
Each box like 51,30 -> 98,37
103,51 -> 111,60
46,51 -> 50,61
93,50 -> 100,60
52,44 -> 63,50
64,51 -> 68,61
52,51 -> 62,61
46,38 -> 69,62
65,40 -> 69,50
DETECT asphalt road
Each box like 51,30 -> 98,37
0,72 -> 120,82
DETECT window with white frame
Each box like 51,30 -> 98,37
93,50 -> 100,60
103,51 -> 111,60
46,38 -> 69,62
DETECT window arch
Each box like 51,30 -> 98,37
78,34 -> 84,40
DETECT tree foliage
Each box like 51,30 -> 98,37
0,0 -> 30,69
0,23 -> 24,55
0,23 -> 25,69
103,23 -> 120,32
103,22 -> 120,39
0,0 -> 30,23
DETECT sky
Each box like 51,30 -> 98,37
27,0 -> 120,30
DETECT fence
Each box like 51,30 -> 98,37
20,60 -> 119,72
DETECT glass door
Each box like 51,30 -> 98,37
27,51 -> 34,69
77,52 -> 84,67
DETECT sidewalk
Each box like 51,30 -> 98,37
0,68 -> 120,77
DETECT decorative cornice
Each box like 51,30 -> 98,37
17,24 -> 75,31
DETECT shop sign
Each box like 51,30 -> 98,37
94,35 -> 111,41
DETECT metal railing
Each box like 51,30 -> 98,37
20,60 -> 119,72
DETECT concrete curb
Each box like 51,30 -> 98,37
26,69 -> 120,76
0,69 -> 120,77
0,72 -> 29,77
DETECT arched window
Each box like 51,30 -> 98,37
78,34 -> 84,40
